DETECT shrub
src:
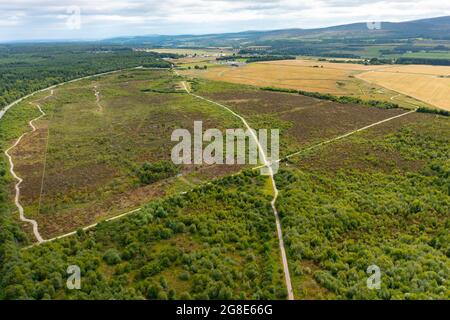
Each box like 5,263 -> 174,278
103,249 -> 122,265
137,161 -> 179,185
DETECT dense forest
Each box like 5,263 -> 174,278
1,171 -> 287,300
0,44 -> 174,108
278,114 -> 449,299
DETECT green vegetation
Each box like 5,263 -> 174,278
217,55 -> 296,63
2,69 -> 242,238
0,44 -> 173,108
417,107 -> 450,117
137,161 -> 179,185
261,87 -> 400,109
2,171 -> 287,300
0,50 -> 448,301
0,99 -> 39,298
278,114 -> 449,299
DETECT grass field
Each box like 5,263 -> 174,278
182,59 -> 434,110
357,65 -> 450,111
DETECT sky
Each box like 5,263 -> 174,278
1,0 -> 450,42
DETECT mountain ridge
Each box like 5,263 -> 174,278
104,16 -> 450,46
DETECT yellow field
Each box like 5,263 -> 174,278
184,59 -> 381,95
182,59 -> 433,108
182,59 -> 446,110
357,65 -> 450,111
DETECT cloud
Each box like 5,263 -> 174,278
1,0 -> 450,41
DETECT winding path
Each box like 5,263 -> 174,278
18,70 -> 418,301
4,90 -> 54,243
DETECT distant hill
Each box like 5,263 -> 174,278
104,16 -> 450,47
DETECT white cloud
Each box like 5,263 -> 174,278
1,0 -> 450,41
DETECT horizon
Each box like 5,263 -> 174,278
2,0 -> 450,42
3,14 -> 450,44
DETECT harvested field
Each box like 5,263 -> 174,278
357,65 -> 450,111
183,59 -> 432,109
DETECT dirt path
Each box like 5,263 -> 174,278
93,85 -> 103,112
252,108 -> 417,168
24,208 -> 142,249
0,67 -> 140,122
180,79 -> 295,300
4,90 -> 54,243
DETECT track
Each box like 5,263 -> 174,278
4,90 -> 54,243
252,108 -> 417,171
180,79 -> 295,300
0,67 -> 139,122
93,85 -> 103,112
17,70 -> 418,301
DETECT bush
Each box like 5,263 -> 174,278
417,107 -> 449,117
137,161 -> 179,185
178,271 -> 190,281
103,249 -> 122,265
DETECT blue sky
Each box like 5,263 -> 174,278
2,0 -> 450,42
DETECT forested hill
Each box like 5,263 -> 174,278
104,16 -> 450,47
0,44 -> 174,109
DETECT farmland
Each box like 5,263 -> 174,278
183,59 -> 434,110
357,65 -> 450,111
